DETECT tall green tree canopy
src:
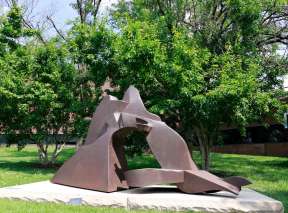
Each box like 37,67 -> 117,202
110,0 -> 288,169
0,4 -> 115,165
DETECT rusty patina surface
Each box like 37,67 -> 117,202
52,86 -> 250,195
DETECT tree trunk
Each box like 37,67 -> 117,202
38,149 -> 50,166
194,127 -> 215,171
76,137 -> 84,151
200,142 -> 210,171
187,142 -> 194,158
37,140 -> 66,167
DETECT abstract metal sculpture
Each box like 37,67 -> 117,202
52,86 -> 250,195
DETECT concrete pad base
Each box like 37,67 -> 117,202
0,181 -> 283,213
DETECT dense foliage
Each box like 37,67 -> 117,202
0,1 -> 287,168
110,0 -> 288,169
0,7 -> 78,164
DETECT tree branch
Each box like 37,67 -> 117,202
46,16 -> 66,41
156,0 -> 165,16
22,18 -> 46,44
93,0 -> 102,20
77,0 -> 85,23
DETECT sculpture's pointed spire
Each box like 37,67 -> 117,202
122,86 -> 161,121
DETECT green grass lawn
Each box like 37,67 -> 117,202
0,145 -> 287,212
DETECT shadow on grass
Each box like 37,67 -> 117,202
0,147 -> 75,162
0,161 -> 58,175
0,150 -> 37,158
0,148 -> 75,177
260,159 -> 288,168
212,161 -> 288,183
210,170 -> 239,178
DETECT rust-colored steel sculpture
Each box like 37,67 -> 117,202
52,86 -> 251,195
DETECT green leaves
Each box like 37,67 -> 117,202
0,0 -> 286,167
110,0 -> 286,162
0,5 -> 36,54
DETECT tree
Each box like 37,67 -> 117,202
0,40 -> 79,166
0,1 -> 115,165
71,0 -> 102,24
65,21 -> 116,146
0,4 -> 35,132
0,6 -> 77,166
0,4 -> 36,55
110,0 -> 287,170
